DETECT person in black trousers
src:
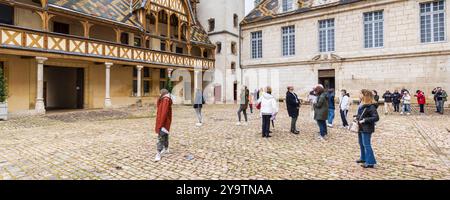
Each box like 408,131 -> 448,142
392,90 -> 401,112
286,86 -> 300,134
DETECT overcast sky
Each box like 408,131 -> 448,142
245,0 -> 255,15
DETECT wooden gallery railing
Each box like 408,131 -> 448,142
0,24 -> 214,69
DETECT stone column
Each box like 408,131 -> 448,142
35,57 -> 48,114
194,67 -> 202,93
136,65 -> 143,107
104,62 -> 113,108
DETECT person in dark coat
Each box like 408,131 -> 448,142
313,84 -> 328,140
355,89 -> 380,168
392,90 -> 401,112
382,90 -> 393,115
286,86 -> 300,134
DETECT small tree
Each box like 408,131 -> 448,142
164,77 -> 173,93
0,67 -> 7,103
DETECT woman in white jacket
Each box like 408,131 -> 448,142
257,87 -> 279,138
339,89 -> 351,128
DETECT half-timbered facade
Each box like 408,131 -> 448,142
0,0 -> 215,115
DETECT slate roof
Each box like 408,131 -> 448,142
47,0 -> 212,45
242,0 -> 364,25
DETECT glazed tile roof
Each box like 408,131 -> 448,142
242,0 -> 363,25
47,0 -> 212,45
48,0 -> 141,27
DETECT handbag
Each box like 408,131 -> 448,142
256,102 -> 261,110
349,108 -> 367,133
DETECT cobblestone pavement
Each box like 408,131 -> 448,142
0,104 -> 449,180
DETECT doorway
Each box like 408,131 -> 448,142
318,69 -> 335,90
44,66 -> 84,110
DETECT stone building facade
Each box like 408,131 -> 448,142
196,0 -> 245,103
0,0 -> 215,115
240,0 -> 450,103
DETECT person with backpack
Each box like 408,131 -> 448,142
154,89 -> 173,162
313,85 -> 329,140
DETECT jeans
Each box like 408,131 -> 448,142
358,132 -> 377,165
437,100 -> 445,114
194,107 -> 202,123
316,120 -> 327,137
237,105 -> 248,122
262,114 -> 271,137
419,104 -> 425,113
393,103 -> 400,112
290,117 -> 298,132
340,109 -> 349,127
403,104 -> 411,113
157,131 -> 169,153
327,108 -> 335,125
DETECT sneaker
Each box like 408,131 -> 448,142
317,136 -> 325,140
327,124 -> 333,128
195,123 -> 202,127
154,153 -> 161,162
160,148 -> 169,156
406,113 -> 411,116
236,122 -> 241,126
400,112 -> 404,115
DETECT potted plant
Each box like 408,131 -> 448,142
0,67 -> 8,120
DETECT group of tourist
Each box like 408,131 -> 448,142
152,85 -> 447,168
380,87 -> 448,115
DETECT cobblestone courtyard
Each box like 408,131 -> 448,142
1,104 -> 449,180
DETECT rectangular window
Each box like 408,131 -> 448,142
160,81 -> 165,90
319,19 -> 335,52
231,42 -> 237,55
134,37 -> 141,47
233,14 -> 239,27
282,26 -> 295,56
364,11 -> 384,48
208,18 -> 215,32
160,69 -> 167,79
143,68 -> 150,78
132,67 -> 152,97
53,22 -> 70,34
120,33 -> 129,45
251,31 -> 263,59
143,80 -> 150,95
176,47 -> 183,54
160,42 -> 166,51
282,0 -> 293,12
0,4 -> 14,25
216,42 -> 222,54
420,0 -> 445,43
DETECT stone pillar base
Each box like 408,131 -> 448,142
35,99 -> 46,114
104,99 -> 112,108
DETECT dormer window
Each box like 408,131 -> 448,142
282,0 -> 294,12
